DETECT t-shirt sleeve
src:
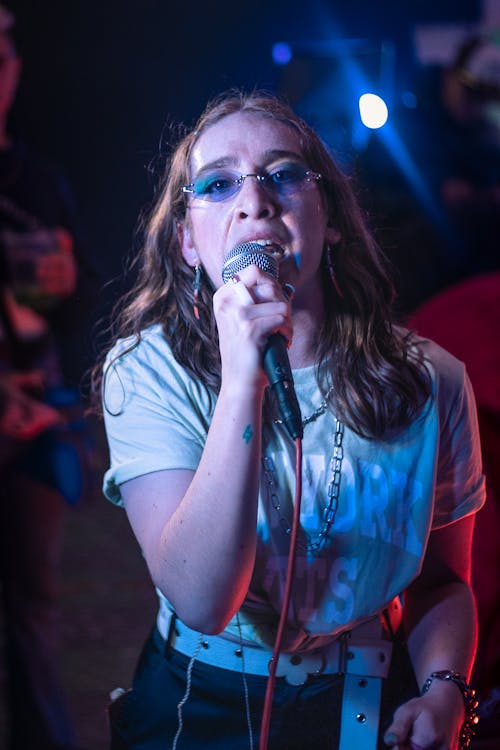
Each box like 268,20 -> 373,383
432,352 -> 486,528
101,334 -> 209,505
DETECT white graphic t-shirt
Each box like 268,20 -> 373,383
103,325 -> 485,651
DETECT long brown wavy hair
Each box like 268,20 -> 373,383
93,89 -> 431,438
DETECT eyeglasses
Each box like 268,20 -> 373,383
181,162 -> 322,203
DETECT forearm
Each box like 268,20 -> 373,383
384,581 -> 477,748
153,382 -> 264,633
384,517 -> 479,747
403,579 -> 477,735
123,264 -> 292,633
405,580 -> 477,686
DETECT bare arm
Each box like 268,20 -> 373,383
122,384 -> 263,635
121,265 -> 291,634
385,514 -> 477,749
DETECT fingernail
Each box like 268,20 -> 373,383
283,282 -> 295,300
383,733 -> 398,746
231,273 -> 240,284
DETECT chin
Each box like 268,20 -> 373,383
279,256 -> 300,284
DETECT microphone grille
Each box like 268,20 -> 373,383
222,242 -> 279,283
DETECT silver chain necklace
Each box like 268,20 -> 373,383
263,415 -> 344,553
273,385 -> 334,429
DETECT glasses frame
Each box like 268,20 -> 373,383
181,168 -> 322,203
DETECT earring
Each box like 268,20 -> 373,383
326,246 -> 344,299
193,264 -> 202,320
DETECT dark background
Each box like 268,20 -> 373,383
10,0 -> 482,293
3,2 -> 499,749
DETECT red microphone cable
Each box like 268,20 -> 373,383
259,436 -> 303,750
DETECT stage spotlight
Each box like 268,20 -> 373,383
272,42 -> 293,65
358,93 -> 389,128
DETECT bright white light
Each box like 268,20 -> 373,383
358,93 -> 389,129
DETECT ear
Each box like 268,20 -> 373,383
176,221 -> 199,267
326,225 -> 341,245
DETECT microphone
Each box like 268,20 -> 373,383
222,242 -> 303,440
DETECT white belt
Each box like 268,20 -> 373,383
158,607 -> 400,750
159,608 -> 392,685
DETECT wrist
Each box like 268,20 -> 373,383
219,374 -> 267,403
420,670 -> 479,749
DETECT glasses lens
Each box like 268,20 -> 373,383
186,164 -> 319,202
191,170 -> 240,202
268,163 -> 311,195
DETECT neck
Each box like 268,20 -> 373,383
288,296 -> 325,369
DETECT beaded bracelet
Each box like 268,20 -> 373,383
420,670 -> 479,749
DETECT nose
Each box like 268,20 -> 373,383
234,174 -> 279,220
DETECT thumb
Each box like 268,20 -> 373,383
383,700 -> 419,746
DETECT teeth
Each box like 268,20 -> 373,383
253,239 -> 284,257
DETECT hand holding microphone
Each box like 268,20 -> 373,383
222,242 -> 303,440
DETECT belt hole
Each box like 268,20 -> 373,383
346,651 -> 354,660
356,713 -> 367,723
202,640 -> 209,649
358,678 -> 368,687
291,655 -> 302,665
235,648 -> 242,657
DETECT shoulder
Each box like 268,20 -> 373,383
402,329 -> 474,431
106,324 -> 174,368
104,324 -> 182,394
103,324 -> 212,415
402,328 -> 467,397
414,334 -> 466,388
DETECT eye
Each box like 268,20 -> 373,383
194,171 -> 237,197
268,163 -> 306,185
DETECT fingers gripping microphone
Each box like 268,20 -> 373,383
222,242 -> 303,440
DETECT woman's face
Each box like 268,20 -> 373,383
179,111 -> 340,305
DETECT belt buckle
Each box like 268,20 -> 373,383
273,651 -> 324,686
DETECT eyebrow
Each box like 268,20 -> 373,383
193,149 -> 304,178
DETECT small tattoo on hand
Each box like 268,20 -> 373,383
242,425 -> 253,444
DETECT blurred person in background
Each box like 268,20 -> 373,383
0,4 -> 97,749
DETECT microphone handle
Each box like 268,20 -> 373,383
263,333 -> 303,440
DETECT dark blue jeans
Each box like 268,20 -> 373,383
108,627 -> 418,750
